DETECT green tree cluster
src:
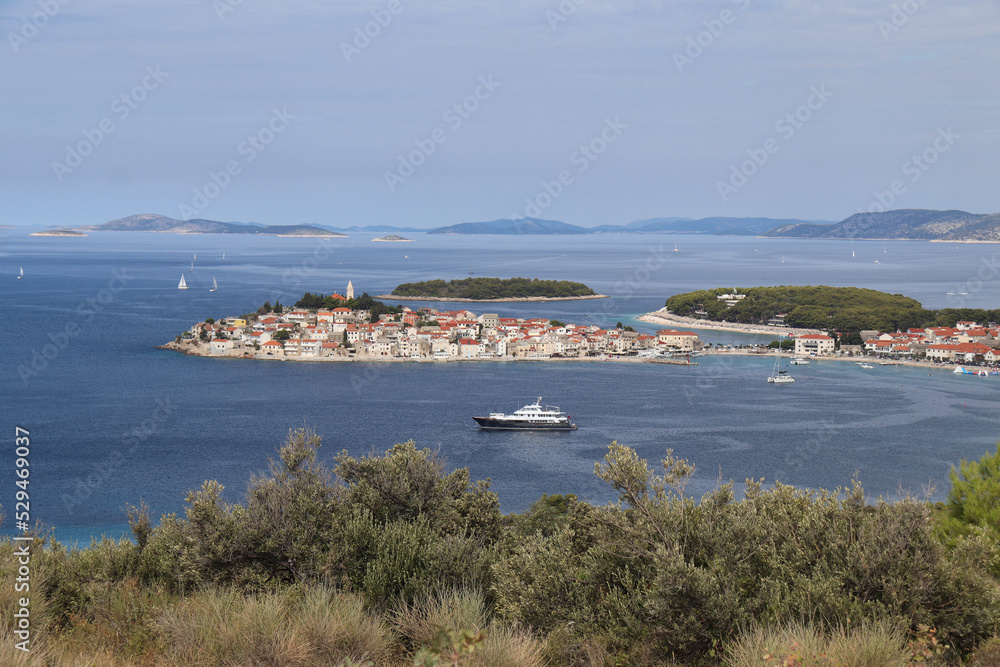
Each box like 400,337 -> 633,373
391,277 -> 596,300
18,433 -> 1000,666
290,292 -> 403,323
665,285 -> 934,334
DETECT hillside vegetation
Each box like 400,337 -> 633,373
392,277 -> 596,299
666,285 -> 1000,333
3,430 -> 999,666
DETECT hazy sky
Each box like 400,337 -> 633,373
2,0 -> 998,228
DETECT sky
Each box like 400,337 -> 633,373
1,0 -> 998,229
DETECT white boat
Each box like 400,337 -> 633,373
178,274 -> 189,290
473,397 -> 577,430
17,266 -> 23,279
767,350 -> 795,384
789,357 -> 810,365
210,277 -> 218,292
858,363 -> 873,369
222,252 -> 226,260
673,243 -> 679,253
190,260 -> 195,271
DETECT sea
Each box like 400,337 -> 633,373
5,229 -> 1000,545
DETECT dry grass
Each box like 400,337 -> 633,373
158,585 -> 394,666
724,622 -> 911,667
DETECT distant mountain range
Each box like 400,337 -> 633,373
70,210 -> 1000,242
762,209 -> 1000,241
77,214 -> 347,236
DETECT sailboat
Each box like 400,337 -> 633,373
210,276 -> 218,292
178,274 -> 189,290
673,243 -> 679,253
222,252 -> 226,260
767,348 -> 795,383
17,266 -> 23,279
190,260 -> 195,271
852,250 -> 855,258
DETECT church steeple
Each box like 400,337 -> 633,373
346,280 -> 354,300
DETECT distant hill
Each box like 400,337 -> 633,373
427,218 -> 589,235
625,216 -> 832,235
77,214 -> 347,237
428,216 -> 833,235
763,209 -> 1000,241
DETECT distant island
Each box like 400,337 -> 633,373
63,208 -> 1000,241
762,209 -> 1000,242
30,229 -> 87,237
75,214 -> 348,237
372,235 -> 412,242
425,216 -> 831,236
383,277 -> 605,302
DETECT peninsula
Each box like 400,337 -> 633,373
161,284 -> 697,363
383,277 -> 605,301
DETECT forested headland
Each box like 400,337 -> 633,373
2,430 -> 999,666
665,285 -> 1000,334
390,277 -> 598,300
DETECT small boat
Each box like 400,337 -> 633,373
858,363 -> 874,369
178,274 -> 189,290
789,357 -> 810,365
17,266 -> 23,279
190,260 -> 195,271
473,397 -> 578,430
222,252 -> 226,260
673,243 -> 679,253
210,276 -> 218,292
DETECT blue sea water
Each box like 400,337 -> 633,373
5,229 -> 1000,544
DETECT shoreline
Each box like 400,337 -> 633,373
157,341 -> 694,364
375,294 -> 609,303
638,308 -> 823,337
158,341 -> 970,373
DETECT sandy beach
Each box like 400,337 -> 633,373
638,308 -> 823,337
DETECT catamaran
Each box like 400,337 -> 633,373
210,277 -> 218,292
178,274 -> 189,290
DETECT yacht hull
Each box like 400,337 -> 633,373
472,417 -> 577,430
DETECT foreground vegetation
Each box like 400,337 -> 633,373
665,285 -> 1000,335
391,277 -> 597,299
4,433 -> 1000,665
